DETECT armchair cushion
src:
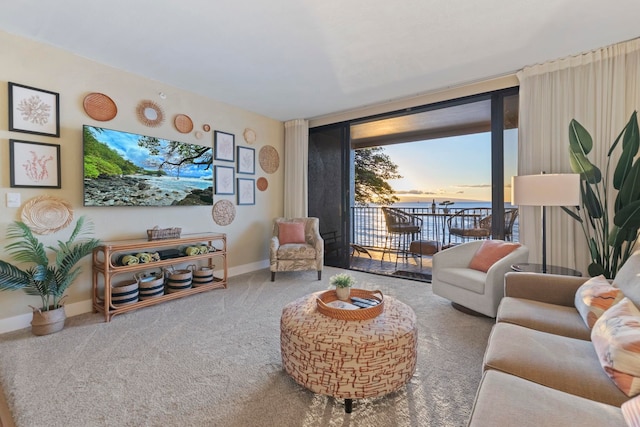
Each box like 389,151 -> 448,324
469,240 -> 522,272
575,275 -> 624,328
278,222 -> 306,245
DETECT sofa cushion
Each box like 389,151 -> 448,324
469,370 -> 627,427
612,250 -> 640,308
592,297 -> 640,397
497,297 -> 591,340
483,322 -> 629,406
575,275 -> 624,328
468,240 -> 521,272
622,394 -> 640,427
436,267 -> 487,294
278,222 -> 306,245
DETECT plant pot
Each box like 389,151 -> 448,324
31,306 -> 66,336
335,287 -> 351,301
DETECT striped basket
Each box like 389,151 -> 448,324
165,267 -> 192,294
136,272 -> 165,300
111,280 -> 139,307
191,265 -> 215,287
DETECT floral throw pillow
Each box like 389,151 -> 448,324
591,297 -> 640,397
575,275 -> 624,328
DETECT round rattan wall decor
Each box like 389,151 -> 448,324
83,93 -> 118,121
203,124 -> 211,132
243,128 -> 257,144
136,100 -> 165,127
21,196 -> 74,235
259,145 -> 279,174
257,177 -> 268,191
212,200 -> 236,226
174,114 -> 194,133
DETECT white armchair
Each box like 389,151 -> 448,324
432,240 -> 529,317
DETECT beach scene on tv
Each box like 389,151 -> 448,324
83,125 -> 213,206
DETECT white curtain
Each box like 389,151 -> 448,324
284,119 -> 309,218
517,38 -> 640,274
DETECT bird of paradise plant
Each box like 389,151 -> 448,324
563,111 -> 640,278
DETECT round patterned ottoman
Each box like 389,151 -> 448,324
280,292 -> 418,412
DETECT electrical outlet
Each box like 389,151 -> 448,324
6,192 -> 20,208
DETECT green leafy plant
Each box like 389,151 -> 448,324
563,111 -> 640,278
0,216 -> 101,310
329,273 -> 355,288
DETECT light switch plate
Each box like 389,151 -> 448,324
6,192 -> 21,208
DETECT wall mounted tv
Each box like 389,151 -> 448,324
83,125 -> 213,206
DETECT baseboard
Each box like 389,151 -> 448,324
0,260 -> 270,334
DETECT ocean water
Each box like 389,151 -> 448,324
143,175 -> 212,193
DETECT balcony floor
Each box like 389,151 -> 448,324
347,247 -> 432,282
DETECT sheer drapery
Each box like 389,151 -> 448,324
517,38 -> 640,274
284,119 -> 309,218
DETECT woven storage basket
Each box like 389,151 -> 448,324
316,289 -> 384,320
136,273 -> 165,300
165,268 -> 192,293
147,227 -> 181,241
30,306 -> 66,336
191,266 -> 215,287
111,280 -> 139,307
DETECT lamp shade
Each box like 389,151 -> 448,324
511,174 -> 580,206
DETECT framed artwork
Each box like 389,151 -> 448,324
10,139 -> 61,188
215,165 -> 235,195
214,130 -> 235,162
237,146 -> 255,174
237,178 -> 255,205
8,82 -> 60,137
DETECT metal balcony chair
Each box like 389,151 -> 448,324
504,208 -> 519,241
447,208 -> 519,243
381,207 -> 423,267
447,208 -> 492,243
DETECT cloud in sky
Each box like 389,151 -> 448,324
455,184 -> 491,188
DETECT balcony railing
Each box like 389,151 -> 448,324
350,206 -> 518,251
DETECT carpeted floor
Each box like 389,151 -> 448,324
0,267 -> 494,427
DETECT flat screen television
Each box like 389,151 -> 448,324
83,125 -> 213,206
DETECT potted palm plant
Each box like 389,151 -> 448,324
0,216 -> 101,335
330,273 -> 356,301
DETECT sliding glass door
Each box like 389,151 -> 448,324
308,87 -> 519,271
308,123 -> 351,268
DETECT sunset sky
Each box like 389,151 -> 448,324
384,129 -> 518,203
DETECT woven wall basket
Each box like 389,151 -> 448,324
21,195 -> 73,235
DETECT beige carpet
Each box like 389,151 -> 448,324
0,267 -> 494,427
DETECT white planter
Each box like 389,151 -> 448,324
335,287 -> 351,301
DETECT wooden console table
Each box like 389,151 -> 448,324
92,232 -> 227,322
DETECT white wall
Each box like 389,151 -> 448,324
0,30 -> 284,325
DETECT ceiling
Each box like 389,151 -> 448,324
1,1 -> 639,122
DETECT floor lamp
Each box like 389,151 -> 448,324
511,173 -> 580,273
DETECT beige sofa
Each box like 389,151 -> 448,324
467,252 -> 640,426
